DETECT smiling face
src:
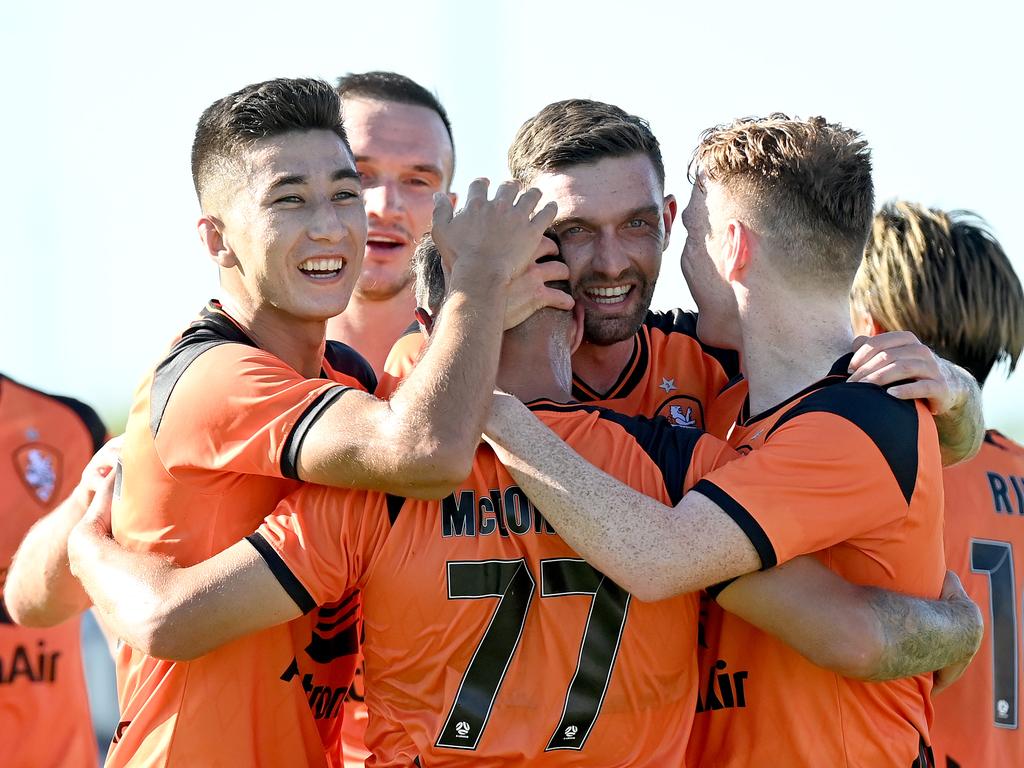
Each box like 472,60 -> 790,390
342,96 -> 454,302
214,129 -> 367,322
531,154 -> 674,346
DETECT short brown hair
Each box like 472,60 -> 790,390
191,78 -> 349,207
508,99 -> 664,187
852,201 -> 1024,383
690,114 -> 874,287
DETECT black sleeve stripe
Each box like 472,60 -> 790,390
765,383 -> 920,505
324,341 -> 378,393
280,385 -> 352,480
693,479 -> 778,569
245,533 -> 316,614
53,396 -> 107,452
150,340 -> 234,437
705,577 -> 739,600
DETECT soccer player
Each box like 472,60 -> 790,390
851,201 -> 1024,768
0,374 -> 106,767
482,115 -> 973,766
66,77 -> 567,768
326,72 -> 456,376
72,241 -> 980,766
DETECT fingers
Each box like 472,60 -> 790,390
531,258 -> 570,286
849,331 -> 924,371
82,470 -> 116,533
885,382 -> 944,413
431,191 -> 456,232
530,200 -> 559,235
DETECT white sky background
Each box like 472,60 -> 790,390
1,0 -> 1021,436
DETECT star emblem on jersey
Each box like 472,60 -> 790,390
659,377 -> 677,393
455,721 -> 471,739
25,427 -> 39,441
669,405 -> 697,429
14,444 -> 60,505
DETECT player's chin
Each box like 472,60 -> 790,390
583,312 -> 645,346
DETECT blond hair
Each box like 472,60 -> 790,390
690,114 -> 874,287
852,201 -> 1024,383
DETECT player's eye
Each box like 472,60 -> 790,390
626,218 -> 648,229
274,194 -> 303,205
333,189 -> 359,201
561,225 -> 585,237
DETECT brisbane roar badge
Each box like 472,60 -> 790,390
13,443 -> 62,506
654,395 -> 705,430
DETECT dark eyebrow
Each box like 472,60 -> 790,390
268,168 -> 360,191
552,205 -> 662,230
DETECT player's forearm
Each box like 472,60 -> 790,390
485,396 -> 759,599
863,586 -> 984,682
384,275 -> 507,485
934,359 -> 984,466
4,489 -> 92,626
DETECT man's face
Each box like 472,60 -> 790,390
343,96 -> 454,301
217,129 -> 367,321
679,181 -> 740,348
531,154 -> 674,346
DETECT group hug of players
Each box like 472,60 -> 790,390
2,71 -> 1023,767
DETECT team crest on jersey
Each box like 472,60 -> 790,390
654,395 -> 704,430
13,443 -> 61,505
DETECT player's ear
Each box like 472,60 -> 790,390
723,219 -> 750,281
568,301 -> 586,354
414,306 -> 435,337
198,215 -> 239,269
850,303 -> 885,337
661,194 -> 678,249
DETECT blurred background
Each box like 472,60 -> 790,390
2,0 -> 1021,757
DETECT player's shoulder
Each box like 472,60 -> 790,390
644,309 -> 740,378
986,429 -> 1024,458
528,399 -> 704,502
324,340 -> 377,393
771,380 -> 923,503
0,373 -> 106,452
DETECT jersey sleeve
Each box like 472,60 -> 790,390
246,484 -> 391,611
153,344 -> 353,481
693,392 -> 925,569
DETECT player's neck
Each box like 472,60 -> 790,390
570,336 -> 636,395
739,293 -> 853,417
498,347 -> 573,404
326,289 -> 417,376
219,295 -> 326,378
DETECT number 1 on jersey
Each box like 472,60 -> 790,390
970,538 -> 1019,729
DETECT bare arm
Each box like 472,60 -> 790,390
67,472 -> 298,661
483,394 -> 761,601
716,558 -> 983,681
4,437 -> 121,626
298,181 -> 571,498
848,332 -> 984,465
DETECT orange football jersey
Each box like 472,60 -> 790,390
686,354 -> 945,767
108,302 -> 375,768
252,402 -> 739,767
1,374 -> 105,768
570,310 -> 745,438
931,430 -> 1024,768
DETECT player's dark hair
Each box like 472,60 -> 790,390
191,78 -> 349,206
508,99 -> 664,187
690,114 -> 874,289
336,71 -> 454,173
853,201 -> 1024,384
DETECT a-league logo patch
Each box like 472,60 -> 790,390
13,443 -> 61,505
